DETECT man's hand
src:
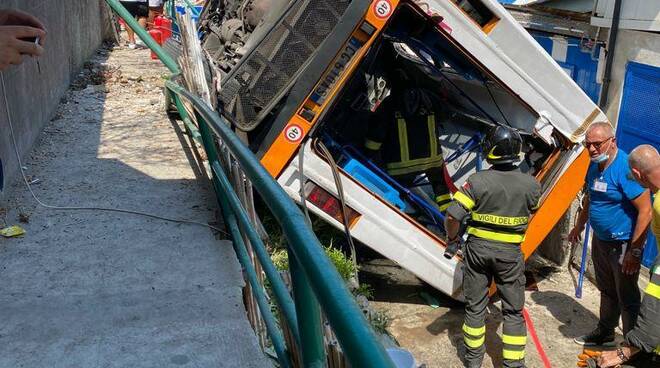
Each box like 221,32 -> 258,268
0,9 -> 46,31
596,350 -> 622,368
597,347 -> 634,368
621,251 -> 641,275
568,225 -> 585,244
0,25 -> 45,70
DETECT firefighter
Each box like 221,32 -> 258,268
364,68 -> 452,211
444,125 -> 542,368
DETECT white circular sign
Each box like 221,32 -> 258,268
284,124 -> 304,143
373,0 -> 393,19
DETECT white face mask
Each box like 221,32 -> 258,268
591,152 -> 609,163
590,139 -> 613,163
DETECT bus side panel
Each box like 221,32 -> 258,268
521,150 -> 590,260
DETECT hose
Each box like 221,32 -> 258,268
523,307 -> 552,368
315,139 -> 358,274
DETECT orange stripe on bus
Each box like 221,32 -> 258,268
260,0 -> 400,178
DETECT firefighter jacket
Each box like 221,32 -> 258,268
446,166 -> 542,244
364,94 -> 445,177
625,257 -> 660,355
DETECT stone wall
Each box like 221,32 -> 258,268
0,0 -> 111,199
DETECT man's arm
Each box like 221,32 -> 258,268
444,182 -> 475,243
622,190 -> 651,275
568,193 -> 590,244
444,213 -> 461,241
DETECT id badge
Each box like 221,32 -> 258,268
593,180 -> 607,192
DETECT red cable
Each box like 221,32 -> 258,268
523,307 -> 552,368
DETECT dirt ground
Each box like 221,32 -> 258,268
363,256 -> 615,368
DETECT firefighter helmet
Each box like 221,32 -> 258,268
482,125 -> 523,165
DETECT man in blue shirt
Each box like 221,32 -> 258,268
569,122 -> 652,346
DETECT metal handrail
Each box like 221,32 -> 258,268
105,0 -> 396,366
166,81 -> 395,368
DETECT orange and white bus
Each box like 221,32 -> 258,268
200,0 -> 604,299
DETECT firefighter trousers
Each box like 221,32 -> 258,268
393,165 -> 452,210
462,238 -> 526,368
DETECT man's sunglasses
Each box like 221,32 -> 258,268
583,136 -> 613,149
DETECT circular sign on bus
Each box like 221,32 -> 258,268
284,124 -> 304,143
373,0 -> 393,20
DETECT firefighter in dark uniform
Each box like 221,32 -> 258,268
364,69 -> 452,211
444,125 -> 542,368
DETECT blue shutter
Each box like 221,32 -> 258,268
615,61 -> 660,267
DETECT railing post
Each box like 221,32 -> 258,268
289,251 -> 326,368
211,173 -> 292,368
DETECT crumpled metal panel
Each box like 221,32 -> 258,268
218,0 -> 352,131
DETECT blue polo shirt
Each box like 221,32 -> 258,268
587,150 -> 645,241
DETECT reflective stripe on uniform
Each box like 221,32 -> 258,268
502,334 -> 527,346
437,193 -> 453,212
645,282 -> 660,299
654,345 -> 660,355
454,191 -> 475,210
472,213 -> 528,227
387,113 -> 444,176
438,202 -> 453,211
463,324 -> 486,349
427,114 -> 437,157
386,155 -> 444,176
467,227 -> 525,243
463,324 -> 485,336
396,114 -> 410,163
464,335 -> 485,348
436,193 -> 452,203
365,139 -> 382,150
502,349 -> 525,360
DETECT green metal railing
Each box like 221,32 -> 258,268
106,1 -> 396,367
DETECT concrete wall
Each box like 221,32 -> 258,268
602,29 -> 660,125
0,0 -> 110,199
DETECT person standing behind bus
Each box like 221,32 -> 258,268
569,122 -> 652,346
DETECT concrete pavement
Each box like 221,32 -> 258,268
0,45 -> 271,368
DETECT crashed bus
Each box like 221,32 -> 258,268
196,0 -> 605,299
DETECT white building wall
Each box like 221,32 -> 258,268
592,0 -> 660,32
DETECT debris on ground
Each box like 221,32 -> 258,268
0,225 -> 26,238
